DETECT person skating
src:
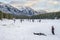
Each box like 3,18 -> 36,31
51,26 -> 55,35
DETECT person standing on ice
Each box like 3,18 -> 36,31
20,19 -> 23,23
13,18 -> 15,23
32,19 -> 34,22
51,26 -> 55,35
39,19 -> 41,22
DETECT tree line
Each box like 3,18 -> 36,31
0,11 -> 13,19
30,12 -> 60,19
0,11 -> 60,19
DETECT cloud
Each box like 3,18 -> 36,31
9,0 -> 60,12
48,0 -> 59,5
10,0 -> 46,7
24,1 -> 35,7
10,0 -> 38,7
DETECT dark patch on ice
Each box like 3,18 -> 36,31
33,33 -> 47,36
2,24 -> 7,26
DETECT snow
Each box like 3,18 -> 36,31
0,19 -> 60,40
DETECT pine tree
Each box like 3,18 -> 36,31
0,11 -> 3,19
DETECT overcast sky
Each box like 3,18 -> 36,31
0,0 -> 60,12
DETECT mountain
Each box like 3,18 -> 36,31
0,2 -> 47,16
0,2 -> 22,15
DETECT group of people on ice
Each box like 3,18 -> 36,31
1,18 -> 55,36
13,19 -> 41,23
13,18 -> 55,36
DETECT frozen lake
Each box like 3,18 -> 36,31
0,19 -> 60,40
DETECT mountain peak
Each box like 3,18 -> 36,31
0,3 -> 47,16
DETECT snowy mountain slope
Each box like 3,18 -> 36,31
18,7 -> 35,16
0,2 -> 22,15
36,10 -> 47,14
0,2 -> 47,16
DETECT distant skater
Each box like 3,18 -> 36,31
0,18 -> 3,21
32,19 -> 34,22
13,18 -> 15,23
20,19 -> 23,23
39,19 -> 41,22
51,26 -> 55,35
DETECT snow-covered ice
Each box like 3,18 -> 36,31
0,19 -> 60,40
